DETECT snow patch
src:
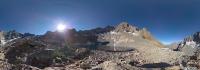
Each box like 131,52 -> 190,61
1,37 -> 20,46
186,41 -> 196,48
110,31 -> 117,34
1,39 -> 6,45
132,33 -> 139,36
161,48 -> 172,52
127,32 -> 138,36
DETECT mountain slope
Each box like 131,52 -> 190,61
97,22 -> 182,64
175,32 -> 200,56
171,32 -> 200,69
0,22 -> 185,70
98,22 -> 165,51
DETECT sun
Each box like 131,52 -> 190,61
57,23 -> 66,32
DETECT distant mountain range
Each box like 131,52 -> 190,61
0,30 -> 35,46
0,22 -> 199,70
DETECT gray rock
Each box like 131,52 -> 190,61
114,22 -> 139,33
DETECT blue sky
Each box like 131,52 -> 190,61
0,0 -> 200,44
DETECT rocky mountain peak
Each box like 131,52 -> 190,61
183,32 -> 200,44
98,22 -> 165,52
193,32 -> 200,43
174,32 -> 200,56
114,22 -> 139,33
0,30 -> 35,46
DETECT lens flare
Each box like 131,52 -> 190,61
57,23 -> 66,32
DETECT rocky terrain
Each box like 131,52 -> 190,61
0,22 -> 198,70
172,32 -> 200,70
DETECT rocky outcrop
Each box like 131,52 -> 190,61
4,34 -> 90,69
114,22 -> 139,33
175,32 -> 200,55
0,61 -> 41,70
183,32 -> 200,44
173,32 -> 200,69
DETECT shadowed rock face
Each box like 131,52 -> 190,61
4,36 -> 90,69
139,62 -> 172,68
193,32 -> 200,43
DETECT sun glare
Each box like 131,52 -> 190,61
57,23 -> 66,32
